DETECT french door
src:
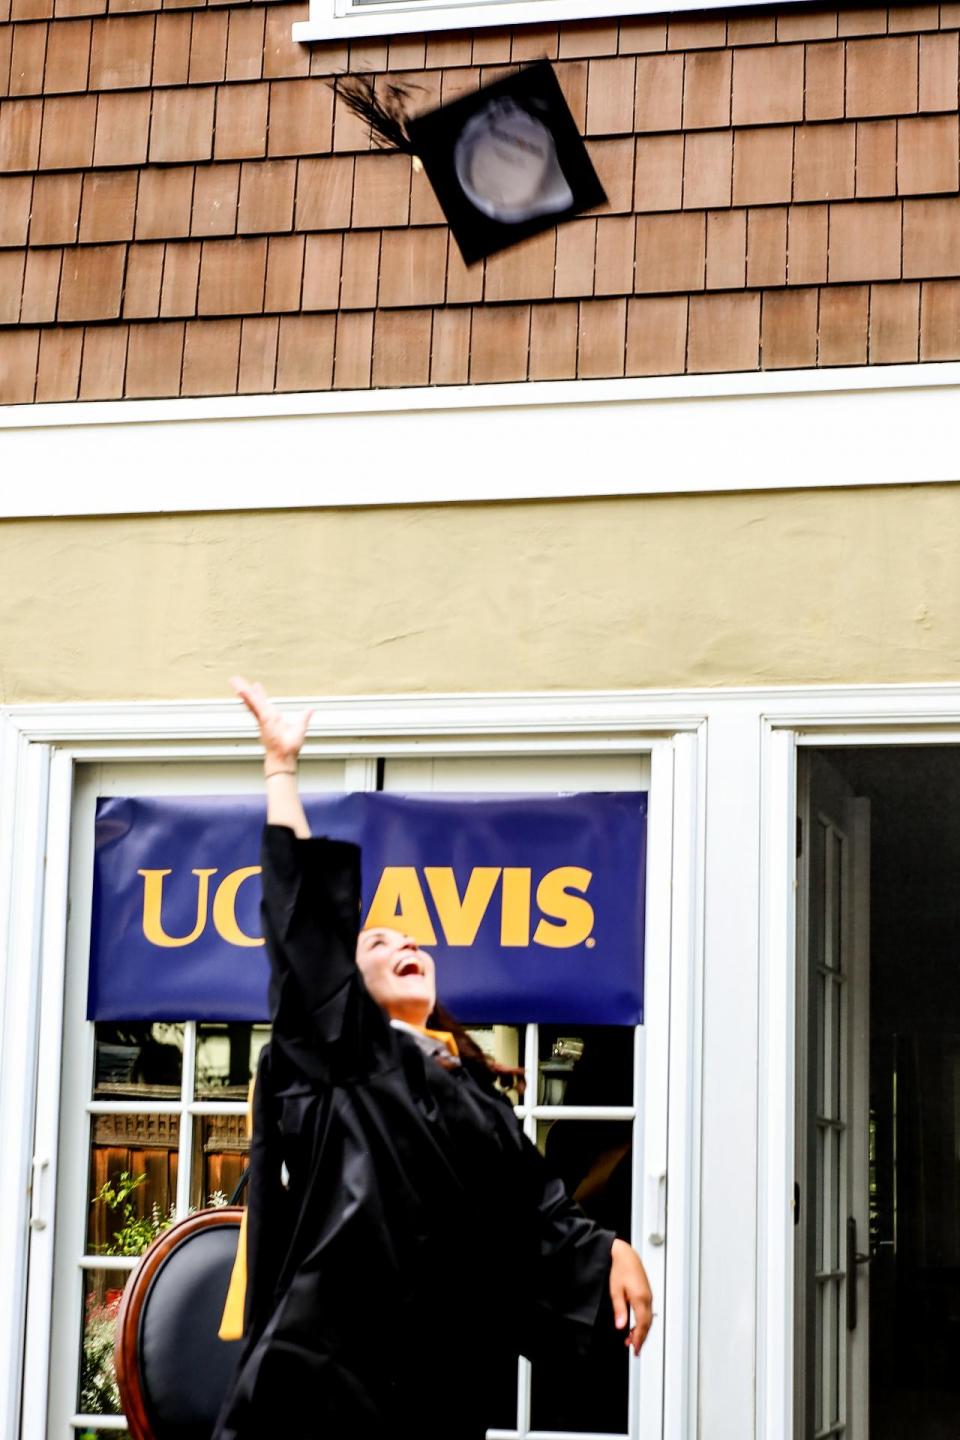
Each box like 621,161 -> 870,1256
21,736 -> 688,1440
795,754 -> 870,1440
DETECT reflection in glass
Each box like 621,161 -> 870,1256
538,1118 -> 633,1238
832,831 -> 843,974
815,1282 -> 824,1433
816,972 -> 826,1115
79,1268 -> 132,1417
192,1114 -> 250,1211
465,1024 -> 524,1105
531,1122 -> 631,1433
832,979 -> 843,1119
87,1114 -> 180,1255
815,1124 -> 825,1276
537,1024 -> 634,1107
827,1276 -> 840,1426
195,1023 -> 271,1100
832,1128 -> 842,1274
93,1023 -> 183,1101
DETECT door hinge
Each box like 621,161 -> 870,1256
796,816 -> 803,859
793,1181 -> 801,1226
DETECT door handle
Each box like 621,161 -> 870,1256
646,1171 -> 666,1247
30,1157 -> 50,1232
846,1216 -> 871,1331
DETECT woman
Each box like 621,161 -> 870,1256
213,678 -> 653,1440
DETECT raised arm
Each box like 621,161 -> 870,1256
230,676 -> 385,1071
230,676 -> 312,835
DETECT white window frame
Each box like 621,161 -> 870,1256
0,692 -> 703,1440
293,0 -> 804,44
4,364 -> 960,520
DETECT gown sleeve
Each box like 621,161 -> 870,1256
260,823 -> 392,1080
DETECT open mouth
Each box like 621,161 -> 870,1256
394,959 -> 423,979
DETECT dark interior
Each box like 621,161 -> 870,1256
822,747 -> 960,1440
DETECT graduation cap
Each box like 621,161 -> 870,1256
337,61 -> 607,266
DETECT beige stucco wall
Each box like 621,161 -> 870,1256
2,483 -> 958,704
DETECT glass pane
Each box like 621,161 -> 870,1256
810,819 -> 826,973
536,1118 -> 633,1238
815,1123 -> 825,1274
816,972 -> 826,1117
814,1281 -> 824,1434
832,831 -> 844,976
535,1109 -> 632,1433
192,1114 -> 251,1210
833,978 -> 844,1122
823,976 -> 835,1120
464,1024 -> 524,1105
87,1114 -> 180,1255
829,1279 -> 841,1426
472,1356 -> 517,1434
93,1023 -> 183,1102
830,1126 -> 842,1273
532,1315 -> 629,1434
834,979 -> 846,1123
195,1023 -> 271,1100
537,1024 -> 634,1107
78,1267 -> 132,1418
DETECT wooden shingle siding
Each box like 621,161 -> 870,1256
4,2 -> 960,401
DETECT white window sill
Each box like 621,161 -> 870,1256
293,0 -> 790,44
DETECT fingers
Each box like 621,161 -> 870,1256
610,1263 -> 654,1356
230,677 -> 312,761
294,708 -> 315,745
625,1291 -> 653,1354
627,1320 -> 649,1355
230,676 -> 273,728
230,674 -> 260,717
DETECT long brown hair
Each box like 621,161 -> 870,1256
427,1002 -> 491,1068
427,1003 -> 526,1099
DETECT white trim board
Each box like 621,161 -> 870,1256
3,364 -> 960,519
14,680 -> 960,746
294,0 -> 813,43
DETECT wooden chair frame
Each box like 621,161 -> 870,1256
114,1206 -> 245,1440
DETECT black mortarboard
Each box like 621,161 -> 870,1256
335,62 -> 606,268
407,61 -> 607,266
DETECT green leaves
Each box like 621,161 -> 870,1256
91,1171 -> 175,1258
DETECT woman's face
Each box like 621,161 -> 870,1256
355,927 -> 437,1026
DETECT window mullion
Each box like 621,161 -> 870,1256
515,1105 -> 635,1121
176,1022 -> 197,1217
523,1023 -> 538,1138
516,1022 -> 539,1437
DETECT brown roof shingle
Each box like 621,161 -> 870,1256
6,2 -> 960,405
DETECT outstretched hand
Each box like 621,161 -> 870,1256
609,1238 -> 653,1355
230,676 -> 314,768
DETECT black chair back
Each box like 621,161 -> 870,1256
115,1207 -> 244,1440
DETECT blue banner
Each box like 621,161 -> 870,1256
89,792 -> 646,1025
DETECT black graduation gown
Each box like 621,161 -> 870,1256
212,826 -> 615,1440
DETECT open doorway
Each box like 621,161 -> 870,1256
797,747 -> 960,1440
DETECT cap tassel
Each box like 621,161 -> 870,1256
333,74 -> 417,156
